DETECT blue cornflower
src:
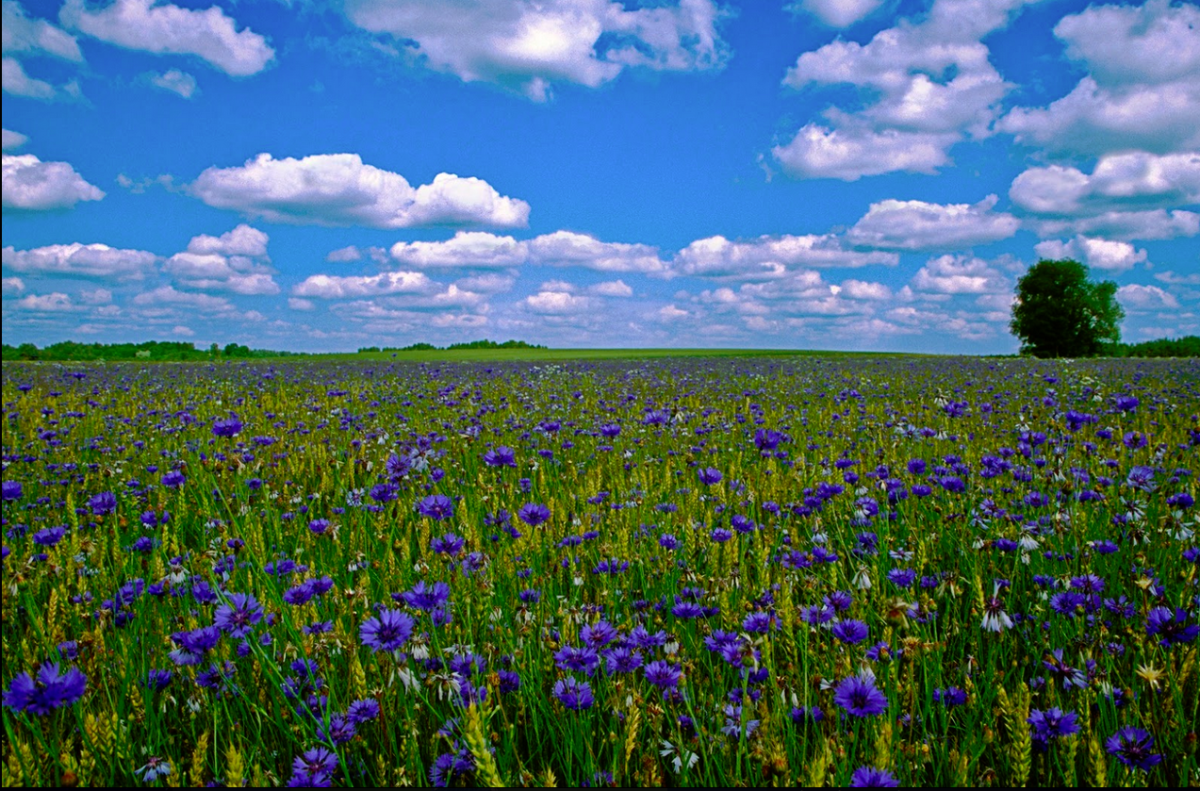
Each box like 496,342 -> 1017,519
1105,726 -> 1162,771
834,673 -> 888,717
3,663 -> 87,715
832,619 -> 870,645
359,609 -> 415,652
553,677 -> 594,710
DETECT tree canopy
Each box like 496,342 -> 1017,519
1010,259 -> 1124,358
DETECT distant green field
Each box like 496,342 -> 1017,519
312,347 -> 926,362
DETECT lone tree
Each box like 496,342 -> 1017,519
1010,259 -> 1123,358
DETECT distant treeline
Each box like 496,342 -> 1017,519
1,341 -> 299,361
358,339 -> 548,352
1107,336 -> 1200,358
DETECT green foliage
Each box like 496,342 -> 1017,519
0,340 -> 297,362
1111,335 -> 1200,358
1010,259 -> 1124,358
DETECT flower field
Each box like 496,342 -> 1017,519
2,356 -> 1198,787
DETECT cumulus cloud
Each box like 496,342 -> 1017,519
191,154 -> 530,229
528,231 -> 667,275
342,0 -> 729,101
673,233 -> 896,278
2,242 -> 156,279
1009,151 -> 1200,240
774,0 -> 1032,179
16,291 -> 75,311
847,194 -> 1019,251
2,153 -> 104,210
789,0 -> 883,28
163,224 -> 278,294
2,128 -> 28,150
588,279 -> 633,297
1,275 -> 25,296
1000,0 -> 1200,155
148,68 -> 198,98
3,0 -> 82,61
392,231 -> 527,268
292,271 -> 434,299
522,288 -> 596,315
59,0 -> 274,77
1118,283 -> 1180,311
910,254 -> 1009,295
839,278 -> 891,300
2,56 -> 68,99
772,126 -> 955,181
454,272 -> 516,294
288,297 -> 315,311
1155,270 -> 1200,286
1034,236 -> 1147,272
131,285 -> 233,311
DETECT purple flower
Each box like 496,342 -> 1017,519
643,660 -> 682,689
832,619 -> 870,645
2,481 -> 23,501
834,673 -> 888,717
659,533 -> 678,550
743,612 -> 773,633
710,528 -> 733,543
499,670 -> 521,693
555,646 -> 600,675
849,767 -> 900,787
214,593 -> 263,638
482,446 -> 517,467
399,581 -> 451,611
417,495 -> 455,521
698,467 -> 723,485
3,663 -> 87,715
290,747 -> 338,786
886,568 -> 916,588
308,519 -> 330,535
33,527 -> 66,547
553,677 -> 594,710
1145,607 -> 1199,647
1105,726 -> 1162,771
430,532 -> 465,556
518,503 -> 551,526
360,609 -> 414,652
212,415 -> 243,438
161,470 -> 186,488
1028,708 -> 1079,744
934,687 -> 968,708
169,626 -> 221,666
87,491 -> 117,516
143,670 -> 173,691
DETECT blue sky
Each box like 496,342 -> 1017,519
3,0 -> 1197,352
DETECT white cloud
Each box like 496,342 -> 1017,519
342,0 -> 729,101
2,56 -> 58,99
1034,236 -> 1147,272
657,304 -> 690,321
131,285 -> 233,311
1030,209 -> 1200,242
163,224 -> 278,294
2,153 -> 104,210
528,231 -> 668,275
326,245 -> 363,263
391,231 -> 527,268
1000,1 -> 1200,156
1155,270 -> 1200,286
1118,283 -> 1180,311
588,279 -> 633,297
775,0 -> 1032,179
847,194 -> 1019,251
16,291 -> 74,311
1,275 -> 25,296
2,242 -> 156,279
454,272 -> 516,294
292,271 -> 434,299
910,254 -> 1008,294
288,297 -> 315,311
839,278 -> 891,300
3,1 -> 82,61
1009,152 -> 1200,241
772,126 -> 955,181
1,128 -> 28,150
171,324 -> 194,336
523,288 -> 596,314
192,154 -> 530,229
186,224 -> 269,257
79,287 -> 112,304
789,0 -> 883,28
148,68 -> 197,98
673,232 -> 896,278
59,0 -> 274,77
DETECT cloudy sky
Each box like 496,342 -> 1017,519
2,0 -> 1196,352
